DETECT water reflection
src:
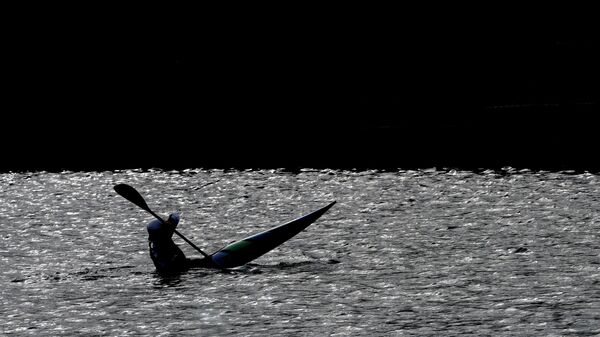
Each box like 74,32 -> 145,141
152,272 -> 184,289
1,168 -> 599,335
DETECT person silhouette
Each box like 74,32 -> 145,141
147,213 -> 188,272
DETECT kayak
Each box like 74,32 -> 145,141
210,201 -> 336,268
113,183 -> 336,271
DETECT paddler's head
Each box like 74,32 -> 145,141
147,212 -> 180,240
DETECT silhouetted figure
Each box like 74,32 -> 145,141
147,213 -> 212,273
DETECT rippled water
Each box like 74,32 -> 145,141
1,168 -> 600,336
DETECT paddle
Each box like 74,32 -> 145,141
113,183 -> 212,260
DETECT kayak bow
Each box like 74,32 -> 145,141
210,201 -> 336,268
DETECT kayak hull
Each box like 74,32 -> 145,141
210,201 -> 336,268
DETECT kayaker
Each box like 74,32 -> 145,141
147,213 -> 212,272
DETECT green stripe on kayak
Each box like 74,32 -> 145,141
223,240 -> 253,252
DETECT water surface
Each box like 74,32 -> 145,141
1,168 -> 600,336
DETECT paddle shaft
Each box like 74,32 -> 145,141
174,231 -> 211,259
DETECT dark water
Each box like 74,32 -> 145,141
2,168 -> 600,336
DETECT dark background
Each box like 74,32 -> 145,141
4,8 -> 598,172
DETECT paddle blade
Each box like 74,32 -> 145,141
114,183 -> 151,212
